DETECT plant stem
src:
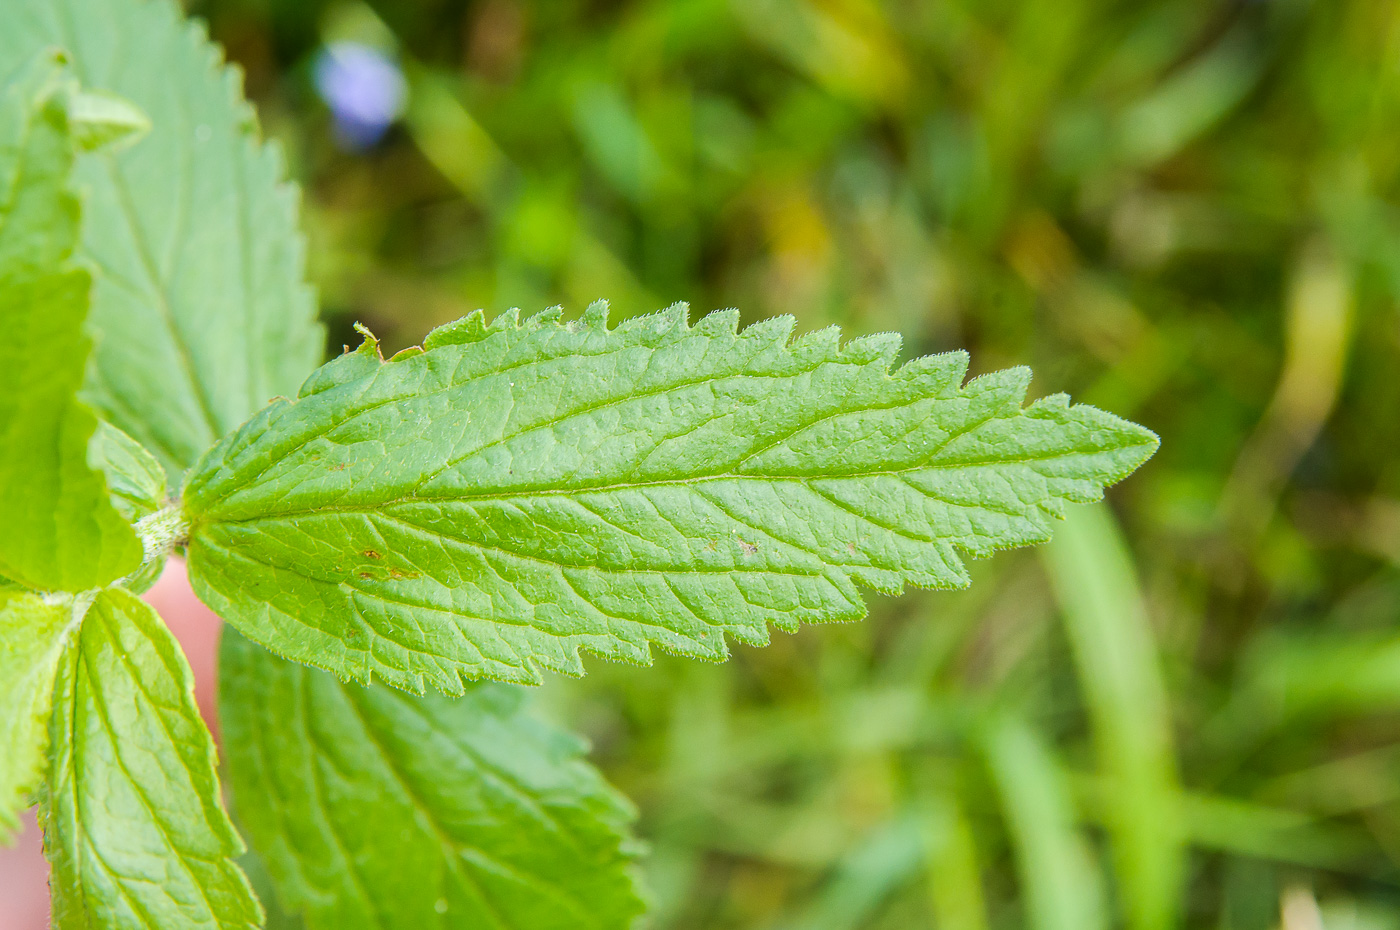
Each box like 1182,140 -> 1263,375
134,504 -> 189,564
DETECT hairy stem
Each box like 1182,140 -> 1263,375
134,505 -> 189,564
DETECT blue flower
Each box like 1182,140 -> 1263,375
313,41 -> 407,150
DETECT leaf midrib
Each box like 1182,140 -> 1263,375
197,439 -> 1145,525
74,609 -> 223,923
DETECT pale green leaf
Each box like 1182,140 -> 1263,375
66,89 -> 150,153
0,51 -> 142,591
92,420 -> 168,524
184,304 -> 1158,692
0,588 -> 78,844
91,421 -> 171,591
0,0 -> 324,479
42,586 -> 260,929
219,630 -> 646,930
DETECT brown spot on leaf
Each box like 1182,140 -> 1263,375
387,567 -> 421,580
358,571 -> 373,580
738,540 -> 758,557
363,549 -> 382,560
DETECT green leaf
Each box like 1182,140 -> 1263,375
0,0 -> 324,479
184,304 -> 1159,692
218,630 -> 646,929
91,421 -> 171,591
0,51 -> 142,592
66,90 -> 150,152
92,420 -> 168,524
42,586 -> 260,929
0,588 -> 78,844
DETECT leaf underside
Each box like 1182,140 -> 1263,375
0,52 -> 141,591
185,303 -> 1159,693
0,0 -> 324,480
42,587 -> 260,930
220,631 -> 646,930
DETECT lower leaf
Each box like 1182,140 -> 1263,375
219,630 -> 647,929
42,587 -> 260,929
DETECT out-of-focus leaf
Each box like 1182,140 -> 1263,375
218,631 -> 646,930
91,421 -> 167,525
0,0 -> 324,479
90,421 -> 170,591
65,90 -> 149,152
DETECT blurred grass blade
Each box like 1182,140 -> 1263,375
571,81 -> 666,204
401,63 -> 656,313
402,64 -> 506,206
1215,630 -> 1400,746
922,788 -> 990,930
1043,502 -> 1183,930
730,0 -> 909,106
785,814 -> 924,930
983,715 -> 1106,930
1223,241 -> 1354,539
1116,26 -> 1263,166
1183,793 -> 1372,871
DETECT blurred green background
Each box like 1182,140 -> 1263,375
190,0 -> 1400,926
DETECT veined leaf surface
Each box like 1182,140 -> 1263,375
0,589 -> 77,843
0,0 -> 324,479
185,304 -> 1158,692
220,631 -> 646,929
42,586 -> 260,929
90,421 -> 171,591
91,420 -> 167,524
0,53 -> 141,591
